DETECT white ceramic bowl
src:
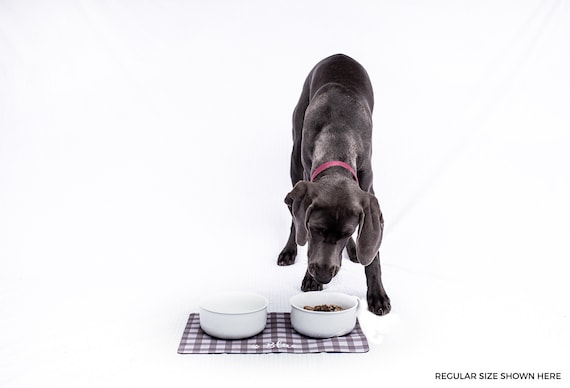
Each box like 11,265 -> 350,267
290,291 -> 361,338
199,291 -> 268,339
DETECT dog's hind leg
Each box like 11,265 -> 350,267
277,221 -> 298,266
277,144 -> 302,266
277,90 -> 307,266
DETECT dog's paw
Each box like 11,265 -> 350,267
367,292 -> 391,316
277,247 -> 297,266
301,271 -> 323,291
346,237 -> 358,263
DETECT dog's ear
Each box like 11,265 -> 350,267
284,181 -> 316,246
356,193 -> 384,265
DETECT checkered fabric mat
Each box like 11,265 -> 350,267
177,312 -> 369,354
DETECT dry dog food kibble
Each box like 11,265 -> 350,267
303,304 -> 344,312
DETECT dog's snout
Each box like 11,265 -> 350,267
308,263 -> 340,284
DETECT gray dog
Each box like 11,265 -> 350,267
277,54 -> 391,315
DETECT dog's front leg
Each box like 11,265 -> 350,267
301,269 -> 323,291
346,237 -> 358,263
365,253 -> 391,315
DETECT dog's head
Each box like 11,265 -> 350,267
285,178 -> 384,284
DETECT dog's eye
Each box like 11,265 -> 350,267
311,227 -> 326,236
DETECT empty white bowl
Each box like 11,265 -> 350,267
290,291 -> 361,338
199,291 -> 268,339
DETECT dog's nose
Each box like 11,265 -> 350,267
308,263 -> 340,284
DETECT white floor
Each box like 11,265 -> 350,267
1,1 -> 569,387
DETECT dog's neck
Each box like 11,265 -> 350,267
311,160 -> 359,184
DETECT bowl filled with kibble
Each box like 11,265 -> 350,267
289,291 -> 361,338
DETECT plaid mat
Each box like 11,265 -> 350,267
177,312 -> 369,354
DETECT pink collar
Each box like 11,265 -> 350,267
311,161 -> 359,183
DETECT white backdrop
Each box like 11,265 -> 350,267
1,1 -> 569,387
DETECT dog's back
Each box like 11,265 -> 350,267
292,54 -> 375,191
306,54 -> 374,110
